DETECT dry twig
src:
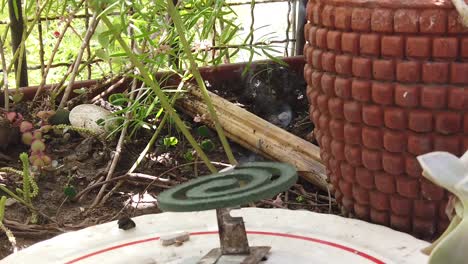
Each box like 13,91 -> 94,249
90,75 -> 139,207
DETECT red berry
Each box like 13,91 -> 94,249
53,31 -> 60,38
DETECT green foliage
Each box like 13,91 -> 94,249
295,195 -> 304,203
183,149 -> 195,162
0,0 -> 281,174
48,108 -> 70,125
196,125 -> 210,138
0,195 -> 15,251
1,0 -> 279,88
63,185 -> 77,198
200,139 -> 215,152
20,153 -> 39,199
163,136 -> 178,147
0,153 -> 39,224
0,167 -> 23,176
0,196 -> 6,222
51,124 -> 100,138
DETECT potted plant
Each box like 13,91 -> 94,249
304,0 -> 468,238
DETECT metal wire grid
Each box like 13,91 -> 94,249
0,0 -> 306,81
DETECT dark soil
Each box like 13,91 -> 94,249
0,68 -> 339,259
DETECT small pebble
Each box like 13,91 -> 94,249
118,216 -> 136,230
5,198 -> 16,207
62,133 -> 71,142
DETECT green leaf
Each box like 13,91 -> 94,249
296,195 -> 305,203
96,118 -> 105,126
64,185 -> 77,198
95,48 -> 110,61
12,0 -> 19,20
0,196 -> 6,221
10,92 -> 23,103
200,139 -> 215,152
261,50 -> 287,67
163,136 -> 178,147
108,93 -> 128,106
196,125 -> 210,138
98,33 -> 110,49
183,150 -> 195,162
73,88 -> 87,95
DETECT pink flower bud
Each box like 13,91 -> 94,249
5,112 -> 17,123
19,121 -> 34,133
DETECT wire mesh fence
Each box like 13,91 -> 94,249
0,0 -> 306,87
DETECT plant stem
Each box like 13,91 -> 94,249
0,167 -> 23,176
19,153 -> 31,205
34,0 -> 86,100
100,15 -> 216,173
0,0 -> 52,89
0,185 -> 54,223
0,37 -> 9,111
85,1 -> 92,79
19,153 -> 37,223
0,196 -> 6,222
0,185 -> 27,206
36,0 -> 45,78
8,0 -> 28,87
167,0 -> 237,165
59,11 -> 100,108
99,74 -> 188,205
127,72 -> 188,175
0,196 -> 16,252
51,124 -> 99,138
0,222 -> 16,253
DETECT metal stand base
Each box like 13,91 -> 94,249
197,208 -> 271,264
198,246 -> 270,264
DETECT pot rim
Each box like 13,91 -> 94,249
0,56 -> 306,106
322,0 -> 462,9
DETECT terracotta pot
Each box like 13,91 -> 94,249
304,0 -> 468,238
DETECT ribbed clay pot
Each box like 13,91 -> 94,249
304,0 -> 468,238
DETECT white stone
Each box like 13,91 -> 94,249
69,104 -> 114,135
160,232 -> 190,246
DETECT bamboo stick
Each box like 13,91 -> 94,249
177,86 -> 328,190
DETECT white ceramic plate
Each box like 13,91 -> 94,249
1,208 -> 429,264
